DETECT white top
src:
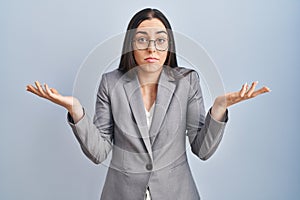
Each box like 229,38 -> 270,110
145,102 -> 155,129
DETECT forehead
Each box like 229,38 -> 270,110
136,18 -> 167,34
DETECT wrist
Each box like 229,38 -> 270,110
211,102 -> 227,122
68,103 -> 84,124
68,105 -> 82,116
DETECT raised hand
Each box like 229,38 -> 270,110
211,81 -> 271,121
26,81 -> 84,123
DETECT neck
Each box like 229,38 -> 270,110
137,67 -> 163,86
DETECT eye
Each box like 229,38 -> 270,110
136,37 -> 148,43
156,38 -> 167,44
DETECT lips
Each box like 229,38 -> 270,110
145,57 -> 159,63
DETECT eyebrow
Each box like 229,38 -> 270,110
135,30 -> 168,35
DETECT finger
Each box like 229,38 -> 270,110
44,83 -> 53,97
252,86 -> 271,97
246,81 -> 258,97
26,84 -> 41,96
240,83 -> 248,97
41,84 -> 52,99
35,81 -> 47,97
44,83 -> 60,99
26,84 -> 34,92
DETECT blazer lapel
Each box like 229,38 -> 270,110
123,70 -> 153,161
149,67 -> 176,145
123,67 -> 176,159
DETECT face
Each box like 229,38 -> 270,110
133,18 -> 168,74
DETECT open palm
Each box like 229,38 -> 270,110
220,81 -> 270,108
26,81 -> 80,112
211,81 -> 270,121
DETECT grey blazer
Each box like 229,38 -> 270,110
67,66 -> 228,200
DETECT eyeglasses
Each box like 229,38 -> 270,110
133,37 -> 169,51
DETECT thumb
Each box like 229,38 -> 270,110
50,88 -> 59,95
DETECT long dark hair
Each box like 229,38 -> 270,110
118,8 -> 178,72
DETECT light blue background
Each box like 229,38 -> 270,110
1,0 -> 299,199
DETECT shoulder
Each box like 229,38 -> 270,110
168,66 -> 200,82
102,68 -> 124,80
96,68 -> 125,93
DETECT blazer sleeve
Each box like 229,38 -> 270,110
186,71 -> 228,160
66,73 -> 114,164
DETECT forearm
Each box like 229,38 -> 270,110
190,108 -> 228,160
67,109 -> 113,164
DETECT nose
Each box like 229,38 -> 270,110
147,40 -> 156,52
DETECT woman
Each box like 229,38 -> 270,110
26,8 -> 270,200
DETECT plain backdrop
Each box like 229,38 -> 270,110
1,0 -> 299,199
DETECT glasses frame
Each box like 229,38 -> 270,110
132,38 -> 169,52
